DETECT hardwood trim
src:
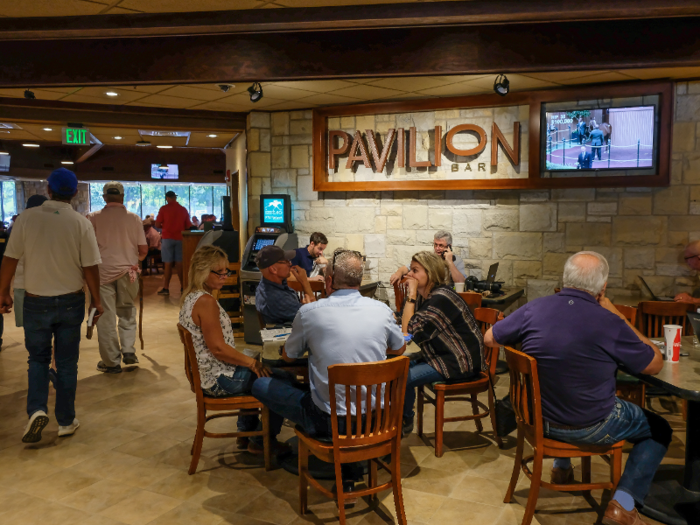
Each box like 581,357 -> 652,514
1,1 -> 699,40
313,81 -> 673,191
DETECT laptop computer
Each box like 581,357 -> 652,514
485,262 -> 499,284
637,276 -> 674,302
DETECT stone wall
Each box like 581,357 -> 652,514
17,181 -> 90,215
246,81 -> 700,306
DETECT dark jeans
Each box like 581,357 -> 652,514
24,292 -> 85,426
252,376 -> 364,482
403,359 -> 444,420
544,398 -> 672,506
593,145 -> 602,160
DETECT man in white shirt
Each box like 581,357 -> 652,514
88,182 -> 148,373
252,249 -> 405,500
0,168 -> 103,443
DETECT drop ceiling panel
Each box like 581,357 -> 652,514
126,93 -> 201,108
187,132 -> 232,148
326,84 -> 408,100
157,85 -> 232,102
257,84 -> 318,101
368,76 -> 461,91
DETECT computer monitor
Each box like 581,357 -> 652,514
260,194 -> 292,231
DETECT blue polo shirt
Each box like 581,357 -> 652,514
290,246 -> 314,276
492,288 -> 655,427
255,277 -> 301,325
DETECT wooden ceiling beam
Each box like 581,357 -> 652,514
0,0 -> 700,40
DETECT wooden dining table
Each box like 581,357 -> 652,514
631,336 -> 700,525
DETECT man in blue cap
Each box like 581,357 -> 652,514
0,168 -> 104,443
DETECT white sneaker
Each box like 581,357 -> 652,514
22,410 -> 49,443
58,419 -> 80,437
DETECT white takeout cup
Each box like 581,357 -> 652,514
454,283 -> 465,293
663,324 -> 682,363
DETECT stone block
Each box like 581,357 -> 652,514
295,220 -> 333,235
271,169 -> 296,188
656,248 -> 683,264
669,216 -> 699,231
584,246 -> 622,277
428,209 -> 453,230
624,248 -> 655,269
380,203 -> 403,216
403,205 -> 428,229
386,230 -> 416,245
587,216 -> 611,223
513,261 -> 541,280
543,253 -> 570,276
543,233 -> 565,253
493,232 -> 542,261
364,234 -> 385,257
683,152 -> 700,184
673,122 -> 696,153
566,223 -> 611,247
334,208 -> 376,233
290,119 -> 312,136
271,146 -> 290,169
249,177 -> 262,197
483,208 -> 519,232
527,279 -> 559,301
247,128 -> 260,151
417,230 -> 437,246
520,203 -> 557,232
374,216 -> 387,233
551,188 -> 596,201
612,216 -> 664,245
469,238 -> 492,259
346,234 -> 364,252
520,190 -> 551,202
259,129 -> 271,152
453,210 -> 483,236
248,112 -> 270,129
653,186 -> 689,215
656,264 -> 694,277
386,216 -> 403,229
676,94 -> 700,122
558,203 -> 586,222
290,145 -> 309,168
248,152 -> 270,178
587,202 -> 618,216
619,196 -> 652,215
297,175 -> 318,202
668,231 -> 689,247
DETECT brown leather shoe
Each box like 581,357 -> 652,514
602,500 -> 648,525
550,466 -> 574,485
247,440 -> 292,458
236,437 -> 249,450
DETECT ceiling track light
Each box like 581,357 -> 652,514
24,89 -> 35,100
493,74 -> 510,97
248,82 -> 263,103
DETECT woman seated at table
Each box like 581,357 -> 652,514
400,250 -> 485,436
179,245 -> 289,456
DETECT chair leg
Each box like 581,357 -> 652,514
417,385 -> 424,437
189,409 -> 206,475
334,459 -> 347,525
298,440 -> 309,515
261,407 -> 271,472
471,394 -> 483,433
369,459 -> 378,502
683,399 -> 688,422
504,427 -> 524,503
581,456 -> 592,497
435,390 -> 445,458
611,449 -> 622,492
391,444 -> 407,525
521,449 -> 543,525
487,385 -> 503,449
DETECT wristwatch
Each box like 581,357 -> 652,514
406,297 -> 416,304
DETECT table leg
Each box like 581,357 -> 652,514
640,399 -> 700,525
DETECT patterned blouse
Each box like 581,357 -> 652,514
408,285 -> 485,379
179,290 -> 237,390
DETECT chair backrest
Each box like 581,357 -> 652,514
474,307 -> 504,382
327,356 -> 409,449
393,278 -> 409,312
638,301 -> 694,338
177,323 -> 202,397
613,304 -> 637,328
504,346 -> 543,442
288,279 -> 327,300
458,291 -> 482,314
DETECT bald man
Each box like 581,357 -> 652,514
674,240 -> 700,305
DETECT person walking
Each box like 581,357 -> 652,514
88,182 -> 148,374
0,168 -> 103,443
155,190 -> 191,295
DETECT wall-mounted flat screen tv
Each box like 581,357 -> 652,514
150,163 -> 179,180
544,105 -> 656,171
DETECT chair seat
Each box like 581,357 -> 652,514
202,394 -> 263,411
542,436 -> 625,456
616,372 -> 641,384
429,372 -> 489,392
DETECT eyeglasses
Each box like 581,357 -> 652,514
433,242 -> 448,249
210,269 -> 234,278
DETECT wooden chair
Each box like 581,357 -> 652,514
177,323 -> 271,474
417,307 -> 503,456
288,279 -> 327,301
637,301 -> 694,338
212,262 -> 244,337
393,278 -> 409,312
296,357 -> 410,525
503,347 -> 624,525
613,304 -> 637,327
458,291 -> 483,314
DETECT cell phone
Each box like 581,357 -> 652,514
442,244 -> 456,262
86,307 -> 97,339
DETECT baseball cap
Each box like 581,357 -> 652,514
103,181 -> 124,195
165,190 -> 177,198
254,245 -> 296,270
47,168 -> 78,197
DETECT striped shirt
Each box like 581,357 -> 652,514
408,286 -> 484,379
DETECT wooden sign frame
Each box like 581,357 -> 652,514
312,81 -> 673,191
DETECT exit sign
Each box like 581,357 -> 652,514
62,127 -> 90,146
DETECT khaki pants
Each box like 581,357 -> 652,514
96,274 -> 139,367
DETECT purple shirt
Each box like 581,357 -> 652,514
492,288 -> 655,427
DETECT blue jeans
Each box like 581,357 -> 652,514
544,398 -> 672,505
403,360 -> 445,420
24,293 -> 85,426
252,376 -> 364,482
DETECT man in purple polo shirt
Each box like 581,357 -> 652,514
485,251 -> 669,525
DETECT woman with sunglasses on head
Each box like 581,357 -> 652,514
179,245 -> 290,457
400,250 -> 485,437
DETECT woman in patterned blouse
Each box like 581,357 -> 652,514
400,251 -> 485,436
179,245 -> 289,457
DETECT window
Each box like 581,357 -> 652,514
0,181 -> 16,225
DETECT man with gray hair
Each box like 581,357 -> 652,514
390,230 -> 465,285
253,248 -> 405,503
484,251 -> 670,525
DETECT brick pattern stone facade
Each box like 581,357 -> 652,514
247,81 -> 700,306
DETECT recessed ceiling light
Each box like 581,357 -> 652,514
208,134 -> 217,138
61,160 -> 74,165
22,143 -> 39,147
105,91 -> 119,97
43,127 -> 53,131
156,145 -> 173,149
114,136 -> 123,140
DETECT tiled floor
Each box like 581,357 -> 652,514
0,274 -> 685,525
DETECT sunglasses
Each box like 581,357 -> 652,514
210,269 -> 234,278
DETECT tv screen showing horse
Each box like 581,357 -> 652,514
544,106 -> 655,171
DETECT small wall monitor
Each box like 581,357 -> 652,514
151,163 -> 179,180
0,154 -> 9,173
260,194 -> 292,231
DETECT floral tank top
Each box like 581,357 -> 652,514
179,290 -> 237,389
